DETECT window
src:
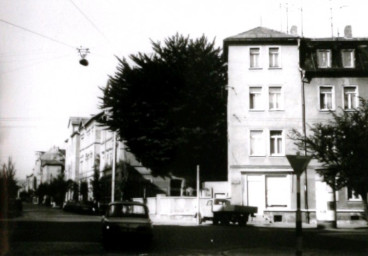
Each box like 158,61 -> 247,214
317,49 -> 331,68
341,49 -> 355,68
344,86 -> 358,110
270,130 -> 283,156
250,48 -> 260,68
249,87 -> 263,110
250,130 -> 265,156
347,187 -> 362,201
269,87 -> 282,110
319,86 -> 334,110
269,47 -> 280,68
266,176 -> 289,207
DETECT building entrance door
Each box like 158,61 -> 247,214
246,175 -> 265,215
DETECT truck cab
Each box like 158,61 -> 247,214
200,198 -> 257,226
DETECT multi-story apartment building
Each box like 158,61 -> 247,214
225,26 -> 366,225
65,117 -> 88,182
79,115 -> 102,183
65,111 -> 184,202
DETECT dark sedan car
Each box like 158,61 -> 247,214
101,201 -> 153,248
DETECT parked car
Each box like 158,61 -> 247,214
63,200 -> 98,215
101,201 -> 153,248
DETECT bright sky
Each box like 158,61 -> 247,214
0,0 -> 367,179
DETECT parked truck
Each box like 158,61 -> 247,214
200,198 -> 257,226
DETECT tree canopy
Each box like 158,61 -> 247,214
100,34 -> 227,182
291,98 -> 368,221
0,157 -> 19,199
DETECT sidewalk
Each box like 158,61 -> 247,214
150,214 -> 368,230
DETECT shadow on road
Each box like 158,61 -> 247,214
2,219 -> 368,255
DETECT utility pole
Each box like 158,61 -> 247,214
196,165 -> 200,225
111,131 -> 116,203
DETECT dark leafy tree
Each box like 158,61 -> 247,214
35,174 -> 67,207
80,181 -> 88,202
35,183 -> 49,205
100,34 -> 227,183
0,157 -> 19,199
91,157 -> 101,202
72,181 -> 79,201
49,173 -> 67,207
0,157 -> 20,218
290,98 -> 368,223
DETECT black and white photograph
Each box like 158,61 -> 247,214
1,0 -> 368,255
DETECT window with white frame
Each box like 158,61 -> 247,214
317,49 -> 332,68
249,47 -> 260,68
347,187 -> 362,201
344,86 -> 358,110
319,86 -> 334,110
269,86 -> 282,110
266,175 -> 289,207
269,47 -> 280,68
341,49 -> 355,68
270,130 -> 283,156
250,130 -> 265,156
249,87 -> 263,110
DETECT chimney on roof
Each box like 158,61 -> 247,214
344,25 -> 352,38
290,25 -> 298,36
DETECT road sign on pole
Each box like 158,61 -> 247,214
286,154 -> 312,256
286,155 -> 312,176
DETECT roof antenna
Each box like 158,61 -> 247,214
279,3 -> 283,32
300,0 -> 304,37
329,0 -> 334,38
286,2 -> 289,34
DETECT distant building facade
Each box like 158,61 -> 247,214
40,146 -> 65,184
65,111 -> 185,203
30,146 -> 65,190
225,26 -> 366,225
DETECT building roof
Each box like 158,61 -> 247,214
225,26 -> 298,41
68,117 -> 89,128
40,146 -> 65,163
83,111 -> 104,127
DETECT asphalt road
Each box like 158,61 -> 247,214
1,203 -> 368,255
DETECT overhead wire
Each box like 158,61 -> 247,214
69,0 -> 111,44
0,18 -> 76,49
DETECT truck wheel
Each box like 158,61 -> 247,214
213,216 -> 219,225
221,214 -> 230,225
238,215 -> 248,226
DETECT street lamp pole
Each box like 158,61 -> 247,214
111,131 -> 116,203
296,173 -> 302,256
196,165 -> 200,225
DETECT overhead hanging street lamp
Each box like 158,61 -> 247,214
77,47 -> 90,66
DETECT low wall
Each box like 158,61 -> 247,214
133,196 -> 211,219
